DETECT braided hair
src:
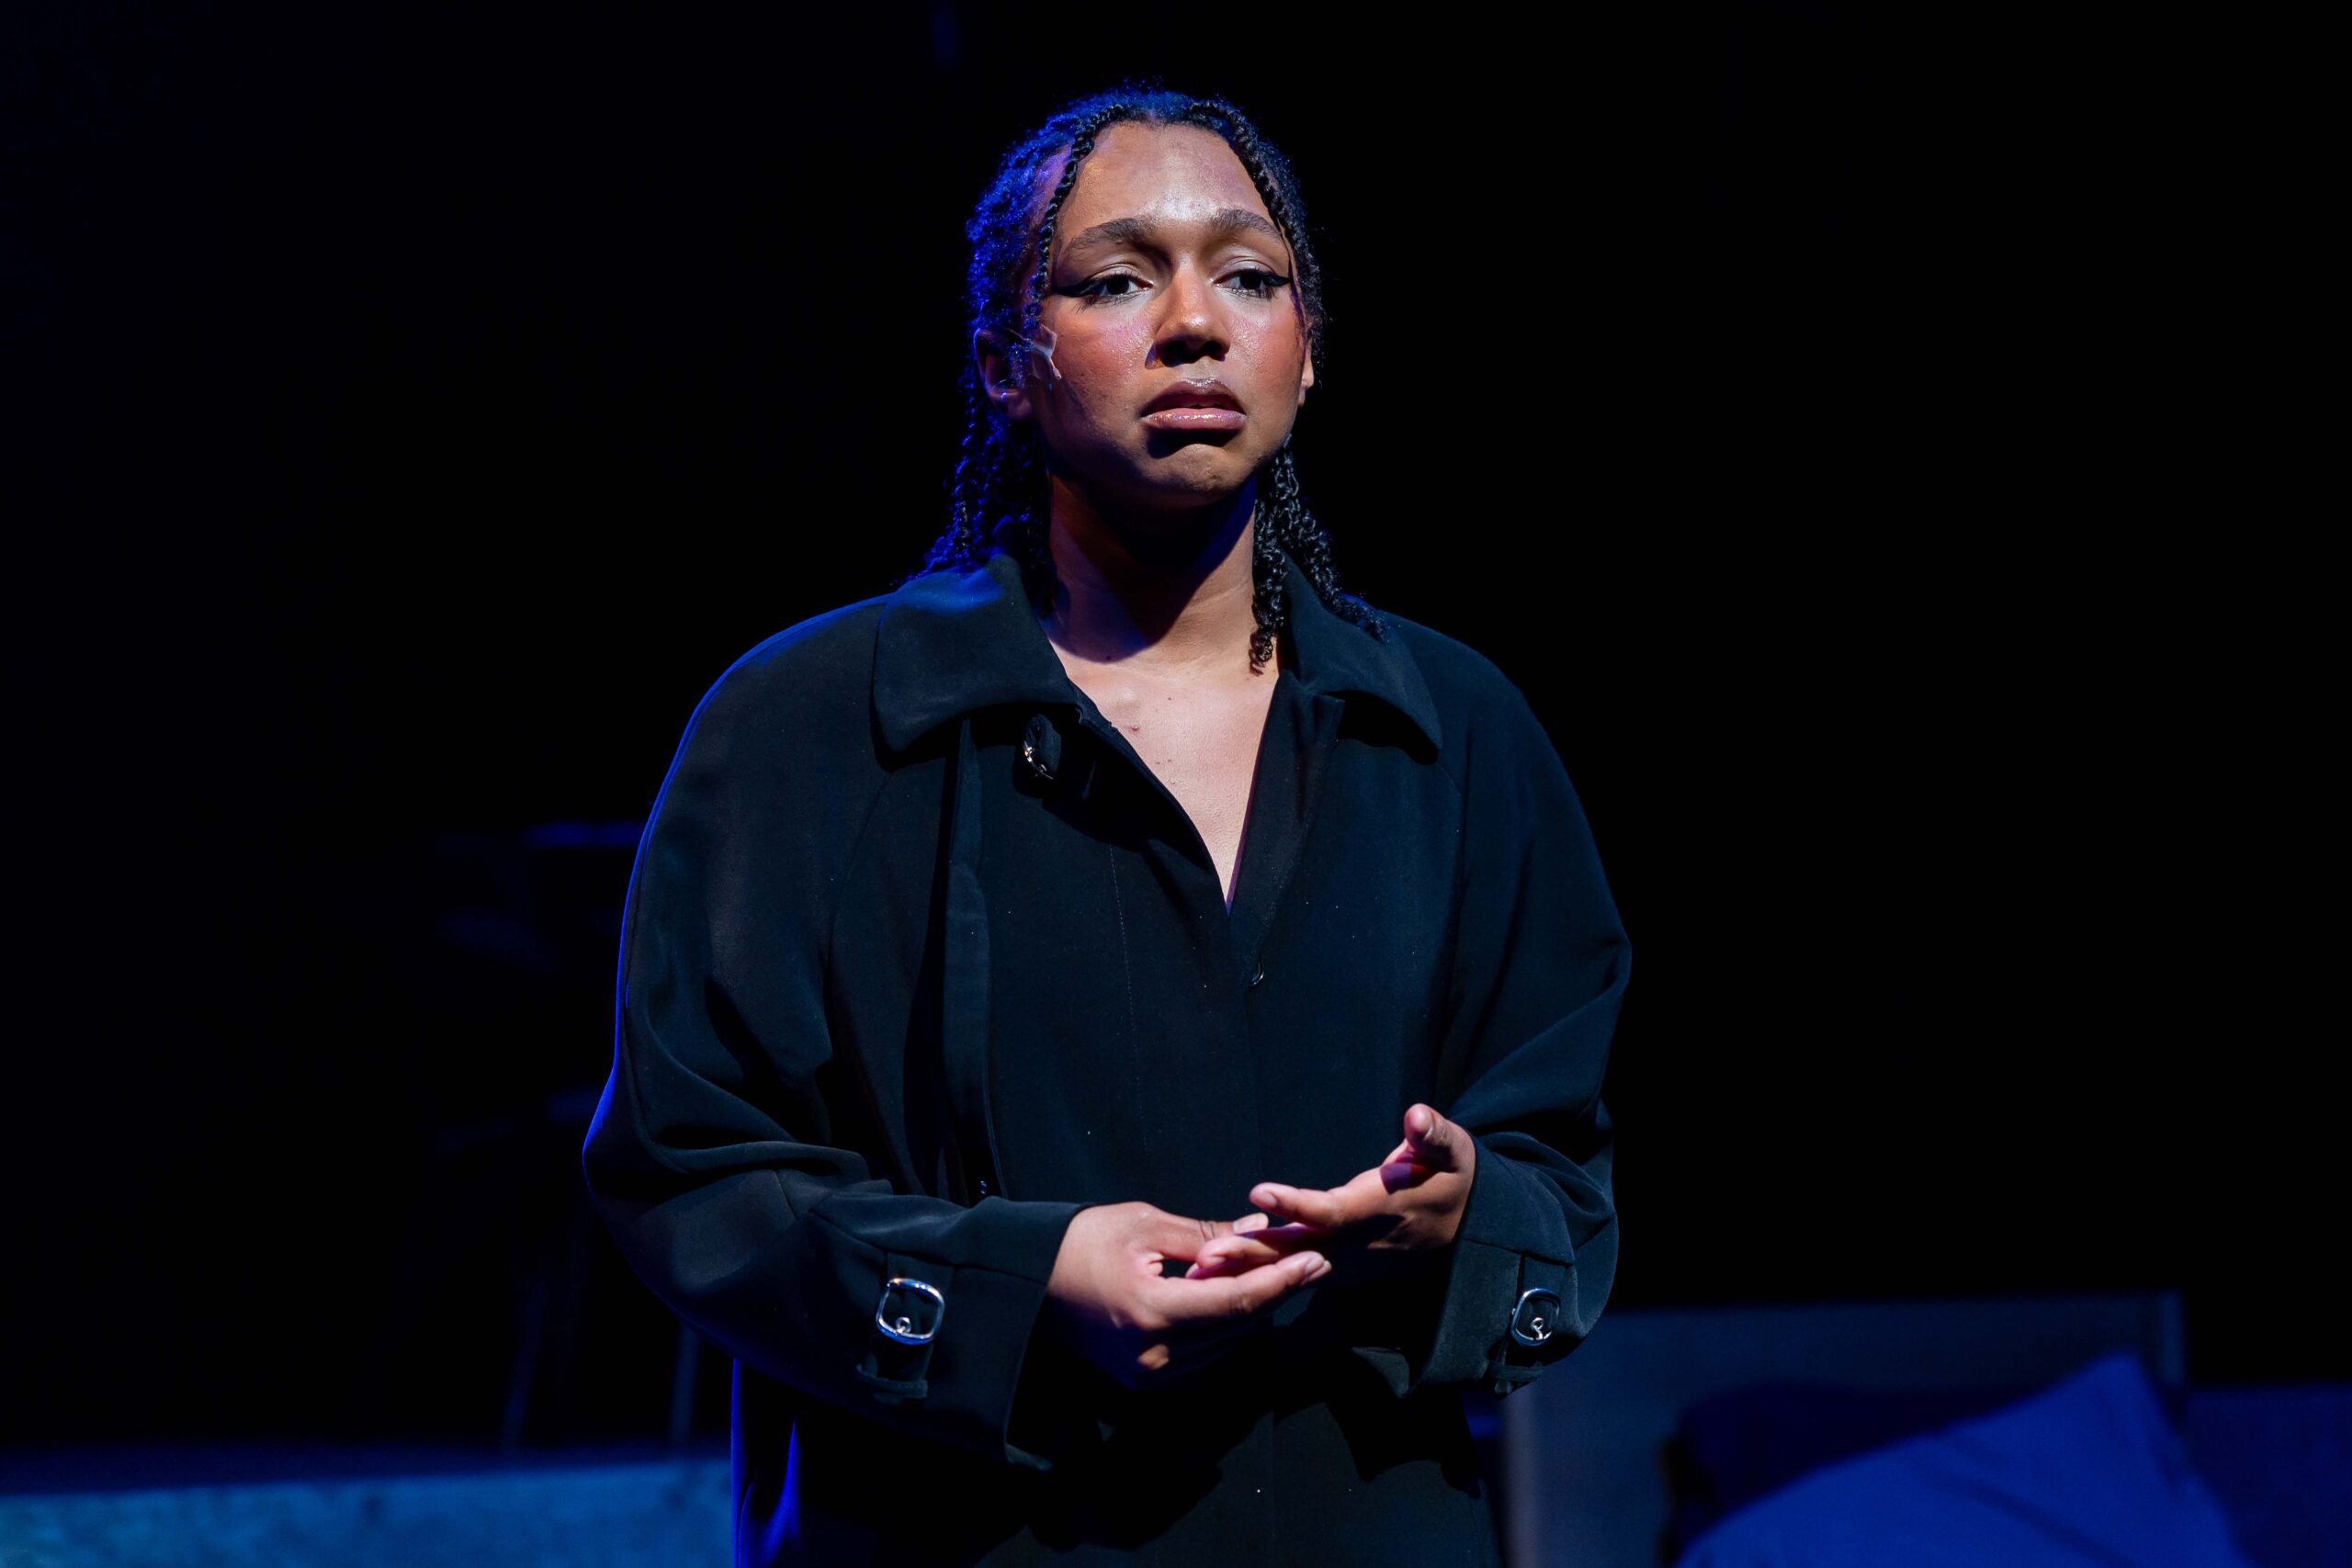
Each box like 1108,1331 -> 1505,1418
898,82 -> 1388,672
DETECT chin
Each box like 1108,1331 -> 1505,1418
1143,470 -> 1255,512
1051,440 -> 1262,519
1144,444 -> 1258,490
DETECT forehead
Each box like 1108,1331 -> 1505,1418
1043,121 -> 1273,238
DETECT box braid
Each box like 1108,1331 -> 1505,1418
899,84 -> 1389,673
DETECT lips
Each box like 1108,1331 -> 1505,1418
1140,380 -> 1244,415
1139,380 -> 1249,434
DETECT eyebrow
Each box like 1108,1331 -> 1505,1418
1059,208 -> 1287,257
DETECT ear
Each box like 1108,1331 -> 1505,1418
973,327 -> 1035,423
1297,340 -> 1316,408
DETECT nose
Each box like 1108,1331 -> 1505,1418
1148,261 -> 1228,368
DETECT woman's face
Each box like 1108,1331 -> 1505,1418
979,120 -> 1316,519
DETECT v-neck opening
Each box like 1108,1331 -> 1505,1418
1057,637 -> 1295,937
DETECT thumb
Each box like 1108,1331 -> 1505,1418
1402,1103 -> 1465,1170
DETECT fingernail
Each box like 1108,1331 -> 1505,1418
1305,1253 -> 1332,1279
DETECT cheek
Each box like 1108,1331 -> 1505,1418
1232,312 -> 1306,389
1056,319 -> 1155,416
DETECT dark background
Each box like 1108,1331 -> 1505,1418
4,2 -> 2296,1456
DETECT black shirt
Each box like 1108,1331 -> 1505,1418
582,544 -> 1630,1565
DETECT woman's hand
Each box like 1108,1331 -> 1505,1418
1043,1200 -> 1331,1388
1183,1104 -> 1476,1279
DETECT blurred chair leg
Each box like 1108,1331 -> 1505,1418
502,1265 -> 549,1451
1505,1384 -> 1544,1568
668,1323 -> 702,1453
537,1193 -> 593,1444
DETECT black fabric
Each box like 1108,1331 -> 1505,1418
582,545 -> 1630,1565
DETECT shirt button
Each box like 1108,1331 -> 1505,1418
1020,712 -> 1059,780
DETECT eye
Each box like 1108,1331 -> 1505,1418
1059,273 -> 1148,301
1226,269 -> 1292,299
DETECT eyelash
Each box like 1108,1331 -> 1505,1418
1057,269 -> 1292,303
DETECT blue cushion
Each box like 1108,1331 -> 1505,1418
1673,1351 -> 2253,1568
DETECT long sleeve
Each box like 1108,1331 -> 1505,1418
579,649 -> 1090,1470
1393,677 -> 1629,1398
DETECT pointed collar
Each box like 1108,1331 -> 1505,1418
872,545 -> 1442,755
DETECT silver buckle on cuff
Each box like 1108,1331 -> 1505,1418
875,1276 -> 946,1345
1509,1286 -> 1562,1348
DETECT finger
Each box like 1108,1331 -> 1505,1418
1268,1158 -> 1408,1226
1193,1221 -> 1326,1267
1183,1250 -> 1310,1281
1143,1207 -> 1248,1263
1126,1335 -> 1237,1388
1401,1103 -> 1468,1171
1193,1209 -> 1278,1247
1248,1180 -> 1365,1231
1378,1155 -> 1439,1194
1184,1222 -> 1329,1278
1153,1248 -> 1330,1323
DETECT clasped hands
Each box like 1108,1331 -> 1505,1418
1041,1104 -> 1475,1389
1188,1100 -> 1477,1279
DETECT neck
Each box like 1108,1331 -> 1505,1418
1035,472 -> 1266,680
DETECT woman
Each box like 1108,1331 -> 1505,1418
582,84 -> 1629,1566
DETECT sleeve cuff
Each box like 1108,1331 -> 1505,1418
854,1195 -> 1091,1469
1396,1135 -> 1576,1397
